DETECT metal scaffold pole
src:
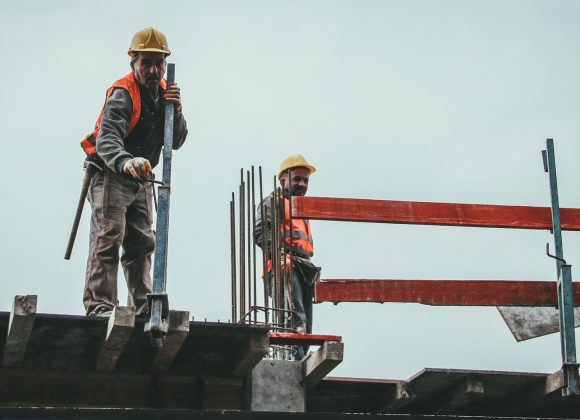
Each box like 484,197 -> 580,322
145,63 -> 176,348
230,192 -> 237,323
543,138 -> 579,396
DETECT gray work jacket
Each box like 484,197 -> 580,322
95,87 -> 188,174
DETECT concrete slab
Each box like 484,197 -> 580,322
498,306 -> 580,341
0,312 -> 269,377
251,359 -> 305,412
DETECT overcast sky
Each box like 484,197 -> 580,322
2,0 -> 580,380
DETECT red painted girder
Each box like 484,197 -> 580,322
314,279 -> 580,306
292,196 -> 580,230
268,332 -> 342,345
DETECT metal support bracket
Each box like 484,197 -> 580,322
145,293 -> 170,348
146,293 -> 170,320
543,138 -> 579,396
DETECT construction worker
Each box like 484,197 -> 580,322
255,155 -> 321,359
80,27 -> 188,317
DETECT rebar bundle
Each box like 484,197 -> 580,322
229,166 -> 296,359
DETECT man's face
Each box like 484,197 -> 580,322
281,167 -> 310,196
132,52 -> 166,93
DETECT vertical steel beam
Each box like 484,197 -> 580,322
230,193 -> 237,323
258,167 -> 270,324
287,169 -> 294,333
544,138 -> 579,396
146,63 -> 175,347
240,175 -> 245,322
247,170 -> 252,323
251,166 -> 257,324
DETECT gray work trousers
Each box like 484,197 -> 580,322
269,268 -> 313,360
83,167 -> 155,316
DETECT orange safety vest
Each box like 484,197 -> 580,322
266,197 -> 314,273
80,72 -> 167,158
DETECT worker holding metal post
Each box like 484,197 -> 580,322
78,27 -> 188,317
255,155 -> 321,359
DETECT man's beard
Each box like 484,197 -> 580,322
291,187 -> 306,196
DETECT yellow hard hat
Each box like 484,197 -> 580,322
128,27 -> 171,57
278,154 -> 316,179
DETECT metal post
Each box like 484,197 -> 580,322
281,185 -> 288,332
146,63 -> 175,348
272,181 -> 281,359
271,177 -> 280,329
239,176 -> 245,322
247,170 -> 252,323
251,167 -> 258,324
287,169 -> 294,328
543,138 -> 579,396
274,180 -> 282,329
230,193 -> 237,323
258,167 -> 270,324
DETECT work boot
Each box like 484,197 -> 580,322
135,306 -> 150,319
88,307 -> 113,318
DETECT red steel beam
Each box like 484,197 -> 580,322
292,196 -> 580,231
268,332 -> 342,346
314,279 -> 580,306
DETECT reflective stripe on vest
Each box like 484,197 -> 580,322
80,73 -> 167,158
265,196 -> 314,274
281,197 -> 313,257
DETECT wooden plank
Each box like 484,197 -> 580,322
2,295 -> 37,368
292,196 -> 580,231
314,279 -> 580,306
268,332 -> 342,346
303,341 -> 344,390
95,306 -> 135,372
231,334 -> 269,377
431,377 -> 485,414
151,310 -> 190,373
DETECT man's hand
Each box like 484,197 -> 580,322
123,157 -> 152,179
164,83 -> 182,113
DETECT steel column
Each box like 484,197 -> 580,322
543,138 -> 578,396
146,63 -> 175,347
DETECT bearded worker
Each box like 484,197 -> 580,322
255,155 -> 321,360
80,27 -> 188,317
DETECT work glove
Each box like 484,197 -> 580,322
164,83 -> 182,113
123,157 -> 152,179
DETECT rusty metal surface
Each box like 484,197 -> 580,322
315,279 -> 580,306
498,306 -> 580,341
268,332 -> 342,346
292,196 -> 580,231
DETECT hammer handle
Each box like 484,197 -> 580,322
64,170 -> 92,260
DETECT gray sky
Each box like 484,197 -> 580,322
1,0 -> 580,380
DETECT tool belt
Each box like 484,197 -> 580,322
284,248 -> 311,259
84,155 -> 104,174
293,256 -> 321,286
